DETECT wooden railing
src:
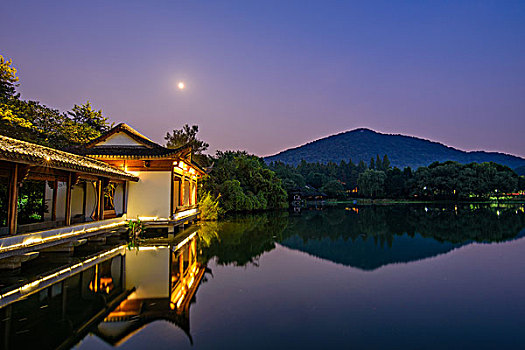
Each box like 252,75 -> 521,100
174,204 -> 197,213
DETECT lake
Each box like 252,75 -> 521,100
1,204 -> 525,349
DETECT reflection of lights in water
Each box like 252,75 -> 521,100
0,246 -> 125,304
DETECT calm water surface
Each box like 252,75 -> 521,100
2,204 -> 525,349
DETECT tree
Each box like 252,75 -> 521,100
306,172 -> 327,189
358,169 -> 386,198
165,124 -> 209,154
0,55 -> 19,100
321,180 -> 345,199
165,124 -> 210,166
518,176 -> 525,192
0,56 -> 111,148
68,101 -> 111,134
384,167 -> 406,198
202,151 -> 288,213
358,160 -> 367,173
382,155 -> 391,170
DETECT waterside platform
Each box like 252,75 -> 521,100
0,207 -> 199,265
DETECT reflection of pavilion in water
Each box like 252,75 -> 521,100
95,233 -> 206,345
0,244 -> 127,350
0,232 -> 205,349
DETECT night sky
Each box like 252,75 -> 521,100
1,1 -> 524,157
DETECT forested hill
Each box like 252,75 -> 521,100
265,128 -> 525,170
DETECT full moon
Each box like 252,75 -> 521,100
177,81 -> 185,90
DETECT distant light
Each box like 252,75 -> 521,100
45,156 -> 51,161
178,81 -> 185,90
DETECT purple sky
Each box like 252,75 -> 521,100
1,1 -> 524,157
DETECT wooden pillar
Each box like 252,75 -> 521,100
96,179 -> 103,221
65,173 -> 72,226
195,178 -> 198,204
99,180 -> 106,221
170,168 -> 175,219
179,252 -> 183,277
8,164 -> 18,235
192,180 -> 197,205
179,176 -> 184,207
189,181 -> 193,206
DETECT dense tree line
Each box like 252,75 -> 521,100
270,155 -> 525,200
0,55 -> 111,149
201,151 -> 288,214
0,55 -> 117,225
269,155 -> 394,199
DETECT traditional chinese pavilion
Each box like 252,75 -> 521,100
81,123 -> 206,222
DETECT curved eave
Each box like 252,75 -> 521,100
0,154 -> 138,182
86,152 -> 184,160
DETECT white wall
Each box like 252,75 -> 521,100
41,180 -> 125,223
55,181 -> 67,221
85,181 -> 97,220
44,181 -> 53,221
114,183 -> 125,216
71,184 -> 84,218
127,171 -> 171,219
97,133 -> 143,146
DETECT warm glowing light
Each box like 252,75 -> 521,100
45,156 -> 51,161
137,216 -> 158,221
178,81 -> 185,90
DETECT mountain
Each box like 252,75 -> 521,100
265,128 -> 525,170
516,165 -> 525,176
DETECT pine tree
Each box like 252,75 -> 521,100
382,154 -> 391,170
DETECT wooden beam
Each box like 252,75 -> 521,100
65,172 -> 72,226
71,172 -> 80,186
17,165 -> 31,183
8,164 -> 18,235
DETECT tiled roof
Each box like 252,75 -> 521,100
0,135 -> 138,181
84,123 -> 160,149
82,145 -> 188,159
80,123 -> 190,159
79,123 -> 207,174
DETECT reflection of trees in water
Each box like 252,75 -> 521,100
198,205 -> 525,268
282,205 -> 525,270
198,211 -> 289,267
288,205 -> 525,246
